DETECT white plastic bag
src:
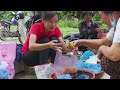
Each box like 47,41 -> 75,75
34,63 -> 53,79
53,51 -> 78,73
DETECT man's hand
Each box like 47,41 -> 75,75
98,45 -> 104,60
72,40 -> 81,47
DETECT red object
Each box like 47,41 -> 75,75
22,22 -> 62,54
49,70 -> 95,79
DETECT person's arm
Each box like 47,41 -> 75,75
98,43 -> 120,61
73,38 -> 112,49
87,47 -> 97,54
98,25 -> 120,61
29,34 -> 62,51
91,22 -> 104,34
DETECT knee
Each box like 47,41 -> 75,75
38,37 -> 50,44
50,37 -> 58,40
50,37 -> 59,42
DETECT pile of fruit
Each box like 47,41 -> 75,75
66,42 -> 75,50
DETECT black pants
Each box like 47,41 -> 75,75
78,46 -> 88,53
22,37 -> 58,66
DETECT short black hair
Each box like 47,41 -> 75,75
42,11 -> 58,21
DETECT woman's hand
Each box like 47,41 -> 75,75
97,32 -> 102,39
48,40 -> 62,52
96,28 -> 104,33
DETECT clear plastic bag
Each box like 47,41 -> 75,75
53,51 -> 78,73
34,63 -> 53,79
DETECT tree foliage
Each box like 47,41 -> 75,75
0,11 -> 102,22
58,11 -> 101,20
0,11 -> 13,21
58,11 -> 77,19
0,11 -> 28,22
0,11 -> 107,28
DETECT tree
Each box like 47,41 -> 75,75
0,11 -> 14,21
0,11 -> 29,22
58,11 -> 77,19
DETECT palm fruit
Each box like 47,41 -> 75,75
66,42 -> 75,50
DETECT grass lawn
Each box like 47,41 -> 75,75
10,25 -> 79,37
60,27 -> 79,37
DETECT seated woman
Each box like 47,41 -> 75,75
22,11 -> 72,67
78,11 -> 104,52
73,11 -> 120,79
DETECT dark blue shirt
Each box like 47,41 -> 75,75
78,20 -> 99,39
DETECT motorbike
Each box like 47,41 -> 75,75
63,33 -> 80,43
11,11 -> 30,44
0,20 -> 18,41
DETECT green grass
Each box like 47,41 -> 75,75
58,19 -> 79,37
58,19 -> 79,28
60,27 -> 79,37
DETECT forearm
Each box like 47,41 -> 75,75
79,39 -> 103,49
102,38 -> 112,46
29,43 -> 50,51
100,45 -> 120,61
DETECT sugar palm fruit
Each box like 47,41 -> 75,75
66,42 -> 75,50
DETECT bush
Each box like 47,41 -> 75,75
94,21 -> 108,29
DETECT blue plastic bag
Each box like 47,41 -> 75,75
80,50 -> 95,61
76,62 -> 102,74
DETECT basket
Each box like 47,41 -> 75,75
49,70 -> 95,79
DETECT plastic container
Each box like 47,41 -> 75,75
49,70 -> 95,79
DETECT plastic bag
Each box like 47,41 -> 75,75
0,42 -> 16,79
80,50 -> 95,61
34,63 -> 53,79
53,51 -> 78,73
76,62 -> 102,74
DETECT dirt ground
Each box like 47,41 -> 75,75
14,72 -> 37,79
